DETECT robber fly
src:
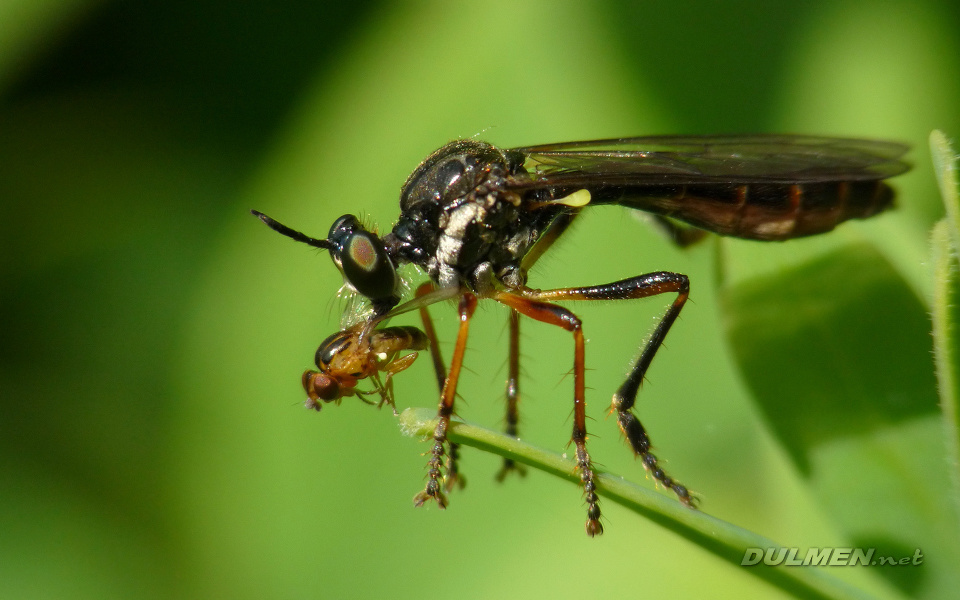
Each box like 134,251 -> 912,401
253,134 -> 909,536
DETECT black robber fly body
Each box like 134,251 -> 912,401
253,134 -> 909,536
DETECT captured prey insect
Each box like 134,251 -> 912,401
253,134 -> 910,536
302,323 -> 429,413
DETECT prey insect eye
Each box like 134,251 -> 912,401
303,370 -> 340,402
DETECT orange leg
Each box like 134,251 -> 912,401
413,292 -> 476,508
494,291 -> 602,536
414,282 -> 464,491
415,283 -> 447,390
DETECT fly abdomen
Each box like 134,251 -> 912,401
603,180 -> 894,241
793,180 -> 893,235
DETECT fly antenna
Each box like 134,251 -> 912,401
251,210 -> 333,250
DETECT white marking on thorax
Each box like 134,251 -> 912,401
437,202 -> 484,266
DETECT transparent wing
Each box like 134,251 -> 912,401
507,134 -> 910,188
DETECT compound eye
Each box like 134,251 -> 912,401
303,370 -> 340,402
327,214 -> 360,241
339,230 -> 398,302
325,215 -> 398,304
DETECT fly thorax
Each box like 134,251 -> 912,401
434,190 -> 529,291
436,201 -> 485,269
497,264 -> 527,289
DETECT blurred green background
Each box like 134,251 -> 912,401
2,0 -> 959,598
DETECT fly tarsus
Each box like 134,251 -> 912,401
444,442 -> 466,491
613,395 -> 698,509
494,459 -> 527,482
576,445 -> 603,537
414,417 -> 449,509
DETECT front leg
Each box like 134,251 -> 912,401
414,283 -> 465,492
413,292 -> 476,508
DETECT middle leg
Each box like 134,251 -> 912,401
494,292 -> 603,536
495,309 -> 526,481
524,272 -> 696,508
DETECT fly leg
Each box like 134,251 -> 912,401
413,292 -> 476,508
528,272 -> 696,508
414,283 -> 465,492
495,309 -> 526,481
493,292 -> 602,537
414,283 -> 448,392
649,215 -> 708,247
375,350 -> 421,414
486,209 -> 580,481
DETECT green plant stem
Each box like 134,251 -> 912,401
931,221 -> 960,519
400,408 -> 882,600
929,130 -> 960,521
931,131 -> 960,252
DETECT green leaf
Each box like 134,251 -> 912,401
718,206 -> 960,596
